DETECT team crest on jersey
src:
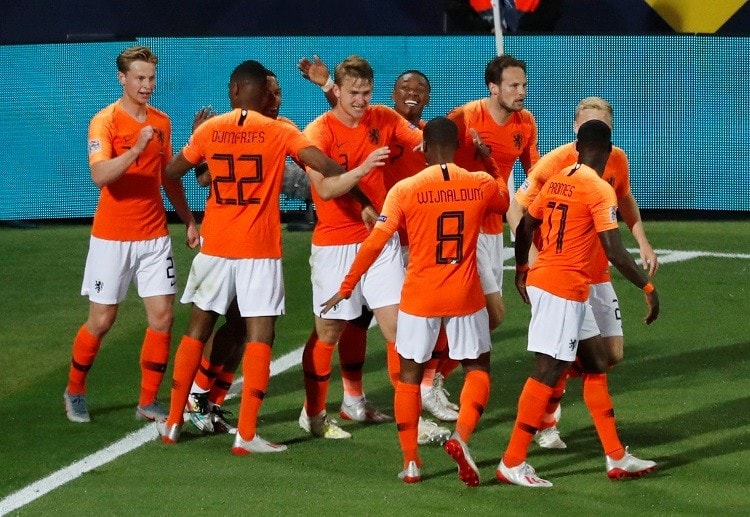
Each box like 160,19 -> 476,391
377,215 -> 387,222
153,128 -> 165,145
513,132 -> 524,149
88,139 -> 101,155
369,128 -> 380,144
609,206 -> 618,222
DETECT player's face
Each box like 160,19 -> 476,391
334,76 -> 373,122
490,66 -> 527,113
391,73 -> 430,120
573,108 -> 613,134
264,76 -> 281,119
118,60 -> 156,106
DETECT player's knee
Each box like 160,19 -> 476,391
146,311 -> 174,334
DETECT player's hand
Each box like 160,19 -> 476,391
133,125 -> 155,154
193,106 -> 216,132
644,289 -> 660,325
298,55 -> 330,87
361,205 -> 379,231
320,292 -> 346,315
515,269 -> 530,304
470,128 -> 491,159
185,221 -> 200,249
640,244 -> 659,277
358,147 -> 390,176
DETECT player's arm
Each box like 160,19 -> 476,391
513,212 -> 542,305
298,55 -> 337,108
165,151 -> 197,180
599,228 -> 660,325
91,126 -> 154,188
162,171 -> 199,249
519,117 -> 541,173
618,192 -> 658,276
303,146 -> 389,200
320,227 -> 393,314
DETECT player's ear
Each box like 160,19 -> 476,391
488,82 -> 500,96
117,71 -> 126,87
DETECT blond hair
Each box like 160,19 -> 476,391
116,46 -> 158,73
334,55 -> 374,85
574,96 -> 613,122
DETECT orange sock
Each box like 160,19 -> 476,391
193,357 -> 221,392
438,357 -> 460,380
420,362 -> 436,394
394,381 -> 421,467
539,373 -> 567,430
166,336 -> 204,427
67,325 -> 102,394
302,334 -> 335,417
582,373 -> 625,459
503,377 -> 553,467
237,341 -> 272,439
209,370 -> 235,406
139,328 -> 170,407
338,323 -> 366,401
385,341 -> 400,389
455,369 -> 490,442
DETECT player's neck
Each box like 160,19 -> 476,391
119,96 -> 148,122
484,98 -> 512,126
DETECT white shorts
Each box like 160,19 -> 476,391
587,282 -> 623,338
181,253 -> 285,317
526,286 -> 598,362
81,235 -> 176,305
311,235 -> 404,320
395,308 -> 491,363
477,232 -> 504,295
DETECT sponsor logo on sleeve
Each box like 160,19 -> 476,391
377,215 -> 387,222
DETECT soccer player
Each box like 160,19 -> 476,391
64,45 -> 199,424
299,56 -> 458,436
185,72 -> 305,435
509,97 -> 659,449
496,119 -> 659,488
157,59 -> 389,454
448,54 -> 540,333
299,55 -> 424,440
321,116 -> 510,485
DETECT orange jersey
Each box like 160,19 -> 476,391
517,141 -> 631,282
448,99 -> 539,234
381,119 -> 427,245
182,108 -> 312,259
341,163 -> 508,317
526,164 -> 619,302
304,105 -> 423,246
87,101 -> 172,241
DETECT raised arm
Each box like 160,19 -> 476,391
91,126 -> 154,188
298,55 -> 337,108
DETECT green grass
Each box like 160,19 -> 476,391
0,221 -> 748,515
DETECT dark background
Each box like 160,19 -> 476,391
2,0 -> 750,44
